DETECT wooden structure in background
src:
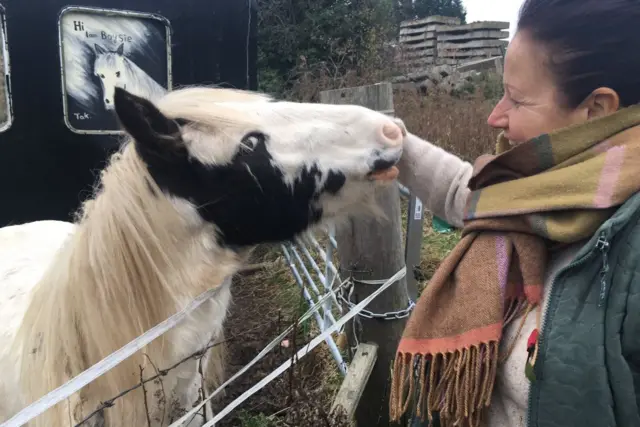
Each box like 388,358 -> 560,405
398,15 -> 509,72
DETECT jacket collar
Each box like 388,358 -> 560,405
573,190 -> 640,260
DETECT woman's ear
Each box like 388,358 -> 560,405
583,87 -> 620,119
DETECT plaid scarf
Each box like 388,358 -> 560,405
389,104 -> 640,427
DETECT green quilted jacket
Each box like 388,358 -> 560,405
527,190 -> 640,427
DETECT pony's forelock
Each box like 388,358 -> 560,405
155,86 -> 273,131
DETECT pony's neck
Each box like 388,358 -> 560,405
17,144 -> 241,398
73,146 -> 240,327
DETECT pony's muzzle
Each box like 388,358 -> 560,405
380,122 -> 403,147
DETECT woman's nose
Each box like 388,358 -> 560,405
487,101 -> 508,129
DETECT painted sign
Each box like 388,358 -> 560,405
0,4 -> 13,132
58,7 -> 172,134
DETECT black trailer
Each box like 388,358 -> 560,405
0,0 -> 258,226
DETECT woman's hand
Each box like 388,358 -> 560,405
391,117 -> 408,138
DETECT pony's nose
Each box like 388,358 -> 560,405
380,122 -> 403,147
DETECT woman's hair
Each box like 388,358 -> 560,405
517,0 -> 640,108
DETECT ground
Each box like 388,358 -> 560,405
212,210 -> 461,427
212,242 -> 350,427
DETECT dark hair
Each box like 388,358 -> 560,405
517,0 -> 640,108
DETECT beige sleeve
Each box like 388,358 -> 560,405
396,133 -> 473,228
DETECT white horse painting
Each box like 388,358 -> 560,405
94,42 -> 167,110
0,86 -> 406,426
60,10 -> 169,116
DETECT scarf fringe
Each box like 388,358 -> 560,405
390,300 -> 533,427
390,342 -> 499,427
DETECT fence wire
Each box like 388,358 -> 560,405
3,183 -> 422,427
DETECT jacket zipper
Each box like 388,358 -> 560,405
526,231 -> 610,427
595,234 -> 611,307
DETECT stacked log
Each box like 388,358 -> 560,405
437,21 -> 509,61
397,16 -> 509,72
398,15 -> 461,69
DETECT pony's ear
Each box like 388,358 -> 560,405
113,87 -> 184,159
115,43 -> 124,55
94,43 -> 106,55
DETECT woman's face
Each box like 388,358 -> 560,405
487,31 -> 610,145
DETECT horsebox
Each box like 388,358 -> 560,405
0,0 -> 258,226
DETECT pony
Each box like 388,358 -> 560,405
94,43 -> 167,110
0,85 -> 405,426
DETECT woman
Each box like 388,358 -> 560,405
389,1 -> 640,426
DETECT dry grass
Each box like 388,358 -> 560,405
394,88 -> 500,162
214,243 -> 349,427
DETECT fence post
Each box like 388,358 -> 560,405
320,82 -> 414,427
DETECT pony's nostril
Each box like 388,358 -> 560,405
381,122 -> 402,146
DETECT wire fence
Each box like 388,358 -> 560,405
281,229 -> 347,374
278,182 -> 420,376
2,182 -> 423,427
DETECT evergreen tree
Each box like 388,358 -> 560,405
409,0 -> 467,23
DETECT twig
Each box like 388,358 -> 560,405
73,338 -> 230,427
139,365 -> 152,427
198,357 -> 208,423
143,353 -> 167,427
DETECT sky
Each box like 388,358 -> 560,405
462,0 -> 525,40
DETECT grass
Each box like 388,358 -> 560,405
415,214 -> 461,295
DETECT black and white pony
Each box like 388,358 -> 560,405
0,86 -> 405,426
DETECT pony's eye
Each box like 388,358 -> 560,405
100,74 -> 105,79
115,71 -> 121,78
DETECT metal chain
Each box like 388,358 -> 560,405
336,277 -> 415,320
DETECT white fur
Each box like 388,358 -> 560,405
0,86 -> 403,426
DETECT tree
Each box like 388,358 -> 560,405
403,0 -> 467,23
256,0 -> 395,95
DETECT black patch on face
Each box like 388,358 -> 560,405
141,131 -> 347,247
324,171 -> 346,194
112,87 -> 347,248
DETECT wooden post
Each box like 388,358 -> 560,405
330,342 -> 378,423
320,83 -> 414,427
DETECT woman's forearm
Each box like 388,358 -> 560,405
397,133 -> 473,228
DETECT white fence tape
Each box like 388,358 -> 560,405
170,266 -> 407,427
1,280 -> 229,427
3,240 -> 408,427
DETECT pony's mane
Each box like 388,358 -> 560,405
155,86 -> 273,129
14,89 -> 249,420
